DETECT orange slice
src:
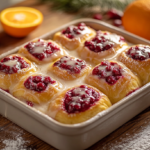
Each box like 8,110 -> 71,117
0,7 -> 43,37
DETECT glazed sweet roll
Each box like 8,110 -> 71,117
11,73 -> 61,105
48,56 -> 91,80
78,31 -> 127,64
118,45 -> 150,85
85,60 -> 141,104
53,23 -> 96,50
47,85 -> 111,124
18,39 -> 66,64
0,54 -> 36,91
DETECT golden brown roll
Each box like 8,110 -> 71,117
118,45 -> 150,85
18,39 -> 66,64
47,85 -> 111,124
85,60 -> 141,104
0,54 -> 36,91
11,73 -> 62,104
78,31 -> 127,64
53,23 -> 96,50
48,56 -> 91,80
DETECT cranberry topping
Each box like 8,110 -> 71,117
126,46 -> 150,61
92,61 -> 123,85
24,75 -> 56,92
26,101 -> 34,107
24,39 -> 60,61
61,23 -> 86,39
0,56 -> 29,74
126,88 -> 139,96
85,31 -> 115,52
53,56 -> 86,74
64,85 -> 100,113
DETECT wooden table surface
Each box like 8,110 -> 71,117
0,0 -> 150,150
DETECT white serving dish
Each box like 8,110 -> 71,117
0,19 -> 150,150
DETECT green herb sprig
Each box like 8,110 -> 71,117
39,0 -> 134,12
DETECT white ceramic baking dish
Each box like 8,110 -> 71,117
0,19 -> 150,150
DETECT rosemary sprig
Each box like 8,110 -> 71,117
39,0 -> 134,12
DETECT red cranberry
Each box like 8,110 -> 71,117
53,56 -> 86,74
24,39 -> 60,61
36,82 -> 46,91
119,36 -> 125,42
24,75 -> 56,92
0,88 -> 9,93
126,88 -> 139,96
78,23 -> 85,26
85,31 -> 114,52
92,61 -> 123,85
26,101 -> 34,107
93,14 -> 102,20
107,9 -> 123,19
126,46 -> 150,61
0,56 -> 29,74
64,85 -> 100,113
61,23 -> 86,39
113,19 -> 122,27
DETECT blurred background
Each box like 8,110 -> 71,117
0,0 -> 24,10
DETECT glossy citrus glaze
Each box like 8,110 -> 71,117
0,23 -> 144,124
53,23 -> 96,50
118,45 -> 150,85
78,31 -> 128,64
19,39 -> 67,64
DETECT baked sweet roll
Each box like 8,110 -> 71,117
85,60 -> 141,104
48,56 -> 90,80
78,31 -> 127,64
18,39 -> 66,64
0,54 -> 36,91
53,23 -> 96,50
47,85 -> 111,124
118,45 -> 150,85
11,73 -> 61,105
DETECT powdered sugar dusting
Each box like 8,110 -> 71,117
0,125 -> 29,150
101,121 -> 150,150
2,135 -> 28,150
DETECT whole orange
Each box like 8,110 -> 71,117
122,0 -> 150,40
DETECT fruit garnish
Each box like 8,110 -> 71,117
84,32 -> 114,52
93,14 -> 102,20
24,75 -> 56,92
92,61 -> 122,85
113,19 -> 122,27
126,46 -> 150,61
53,56 -> 86,74
26,101 -> 34,107
0,56 -> 29,74
25,39 -> 60,61
122,0 -> 150,40
107,9 -> 123,19
0,7 -> 43,37
64,85 -> 100,113
62,23 -> 86,39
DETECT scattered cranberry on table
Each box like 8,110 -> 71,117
107,9 -> 123,19
92,9 -> 123,28
113,19 -> 122,27
93,14 -> 102,20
